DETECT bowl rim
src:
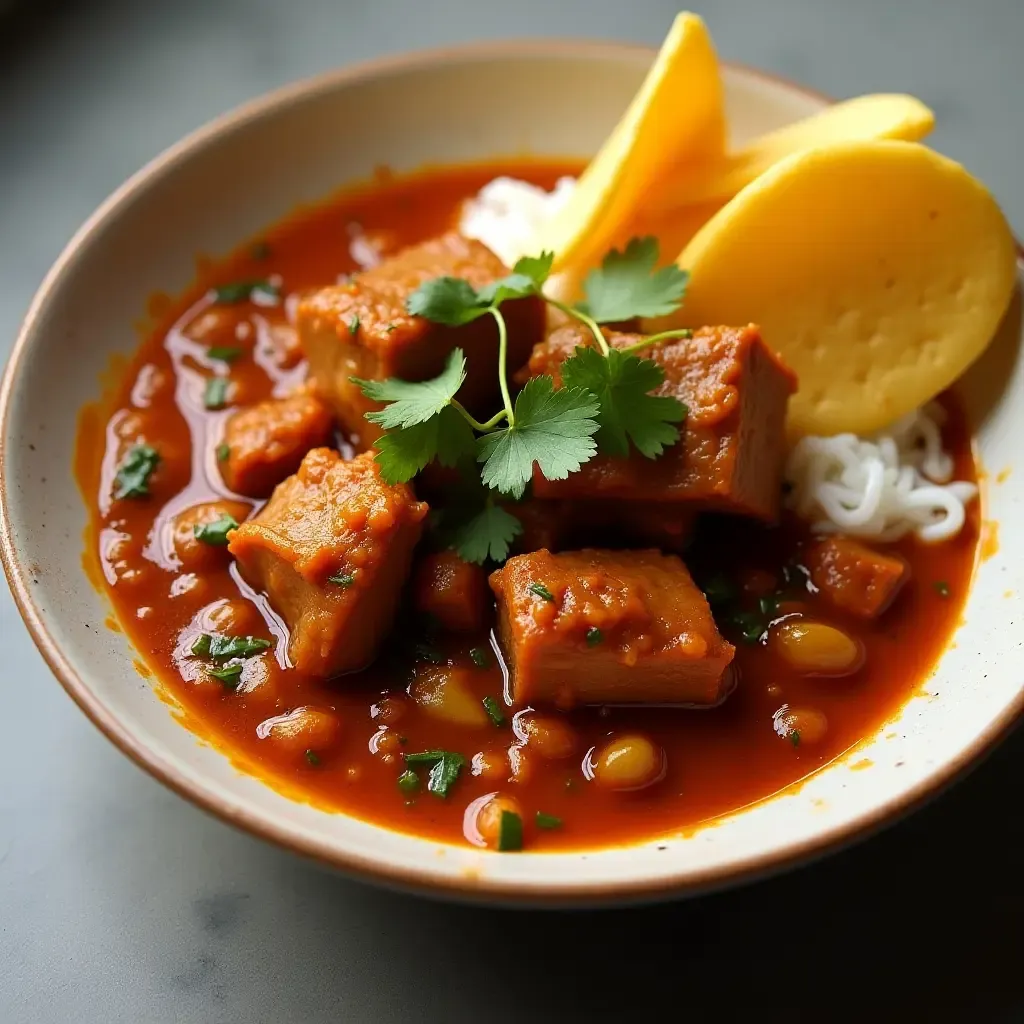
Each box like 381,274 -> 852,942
3,37 -> 1022,905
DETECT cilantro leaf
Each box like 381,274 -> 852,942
193,513 -> 239,547
560,346 -> 686,459
426,752 -> 466,798
113,443 -> 160,499
475,273 -> 537,306
513,251 -> 554,289
477,376 -> 599,498
373,406 -> 476,484
445,500 -> 523,565
191,634 -> 271,660
353,349 -> 467,429
204,377 -> 231,410
578,236 -> 689,322
402,749 -> 466,798
406,277 -> 488,326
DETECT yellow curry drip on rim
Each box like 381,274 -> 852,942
75,159 -> 979,852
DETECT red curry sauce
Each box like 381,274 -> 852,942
75,160 -> 979,851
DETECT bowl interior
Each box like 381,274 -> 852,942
3,44 -> 1022,904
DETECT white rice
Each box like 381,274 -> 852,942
459,176 -> 576,267
785,403 -> 978,544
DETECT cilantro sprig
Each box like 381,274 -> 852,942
350,237 -> 694,564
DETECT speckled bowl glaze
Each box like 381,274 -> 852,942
2,42 -> 1021,906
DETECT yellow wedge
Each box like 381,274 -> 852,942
652,93 -> 935,211
644,140 -> 1017,438
537,12 -> 725,277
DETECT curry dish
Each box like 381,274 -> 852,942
77,160 -> 978,852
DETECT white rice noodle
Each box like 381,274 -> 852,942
458,176 -> 577,268
785,402 -> 978,544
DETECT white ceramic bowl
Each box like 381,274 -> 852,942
2,42 -> 1022,906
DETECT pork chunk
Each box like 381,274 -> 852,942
298,233 -> 545,448
528,324 -> 797,521
221,392 -> 333,497
804,536 -> 909,619
228,448 -> 427,677
489,548 -> 735,707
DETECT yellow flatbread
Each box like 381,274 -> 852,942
644,139 -> 1017,437
651,93 -> 935,209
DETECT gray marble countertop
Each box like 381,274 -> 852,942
2,1 -> 1023,1020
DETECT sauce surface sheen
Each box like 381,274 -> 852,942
76,159 -> 979,851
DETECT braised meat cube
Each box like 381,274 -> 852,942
508,500 -> 695,555
527,323 -> 797,521
228,448 -> 427,677
489,548 -> 735,707
220,392 -> 333,497
413,550 -> 489,633
804,536 -> 909,619
298,233 -> 545,448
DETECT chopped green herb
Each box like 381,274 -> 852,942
191,633 -> 272,660
427,753 -> 465,798
384,322 -> 398,333
934,581 -> 950,598
702,574 -> 735,606
535,812 -> 563,830
482,696 -> 506,727
209,662 -> 243,687
789,730 -> 802,748
414,642 -> 443,664
206,346 -> 242,362
397,769 -> 419,793
402,750 -> 450,765
469,646 -> 491,668
305,749 -> 321,766
730,610 -> 765,645
216,443 -> 230,462
402,750 -> 466,798
759,594 -> 780,618
212,279 -> 280,305
397,735 -> 408,745
193,513 -> 239,547
497,810 -> 524,852
249,241 -> 271,260
113,443 -> 160,499
348,314 -> 360,336
585,627 -> 603,647
203,377 -> 231,410
327,571 -> 356,588
527,582 -> 555,602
